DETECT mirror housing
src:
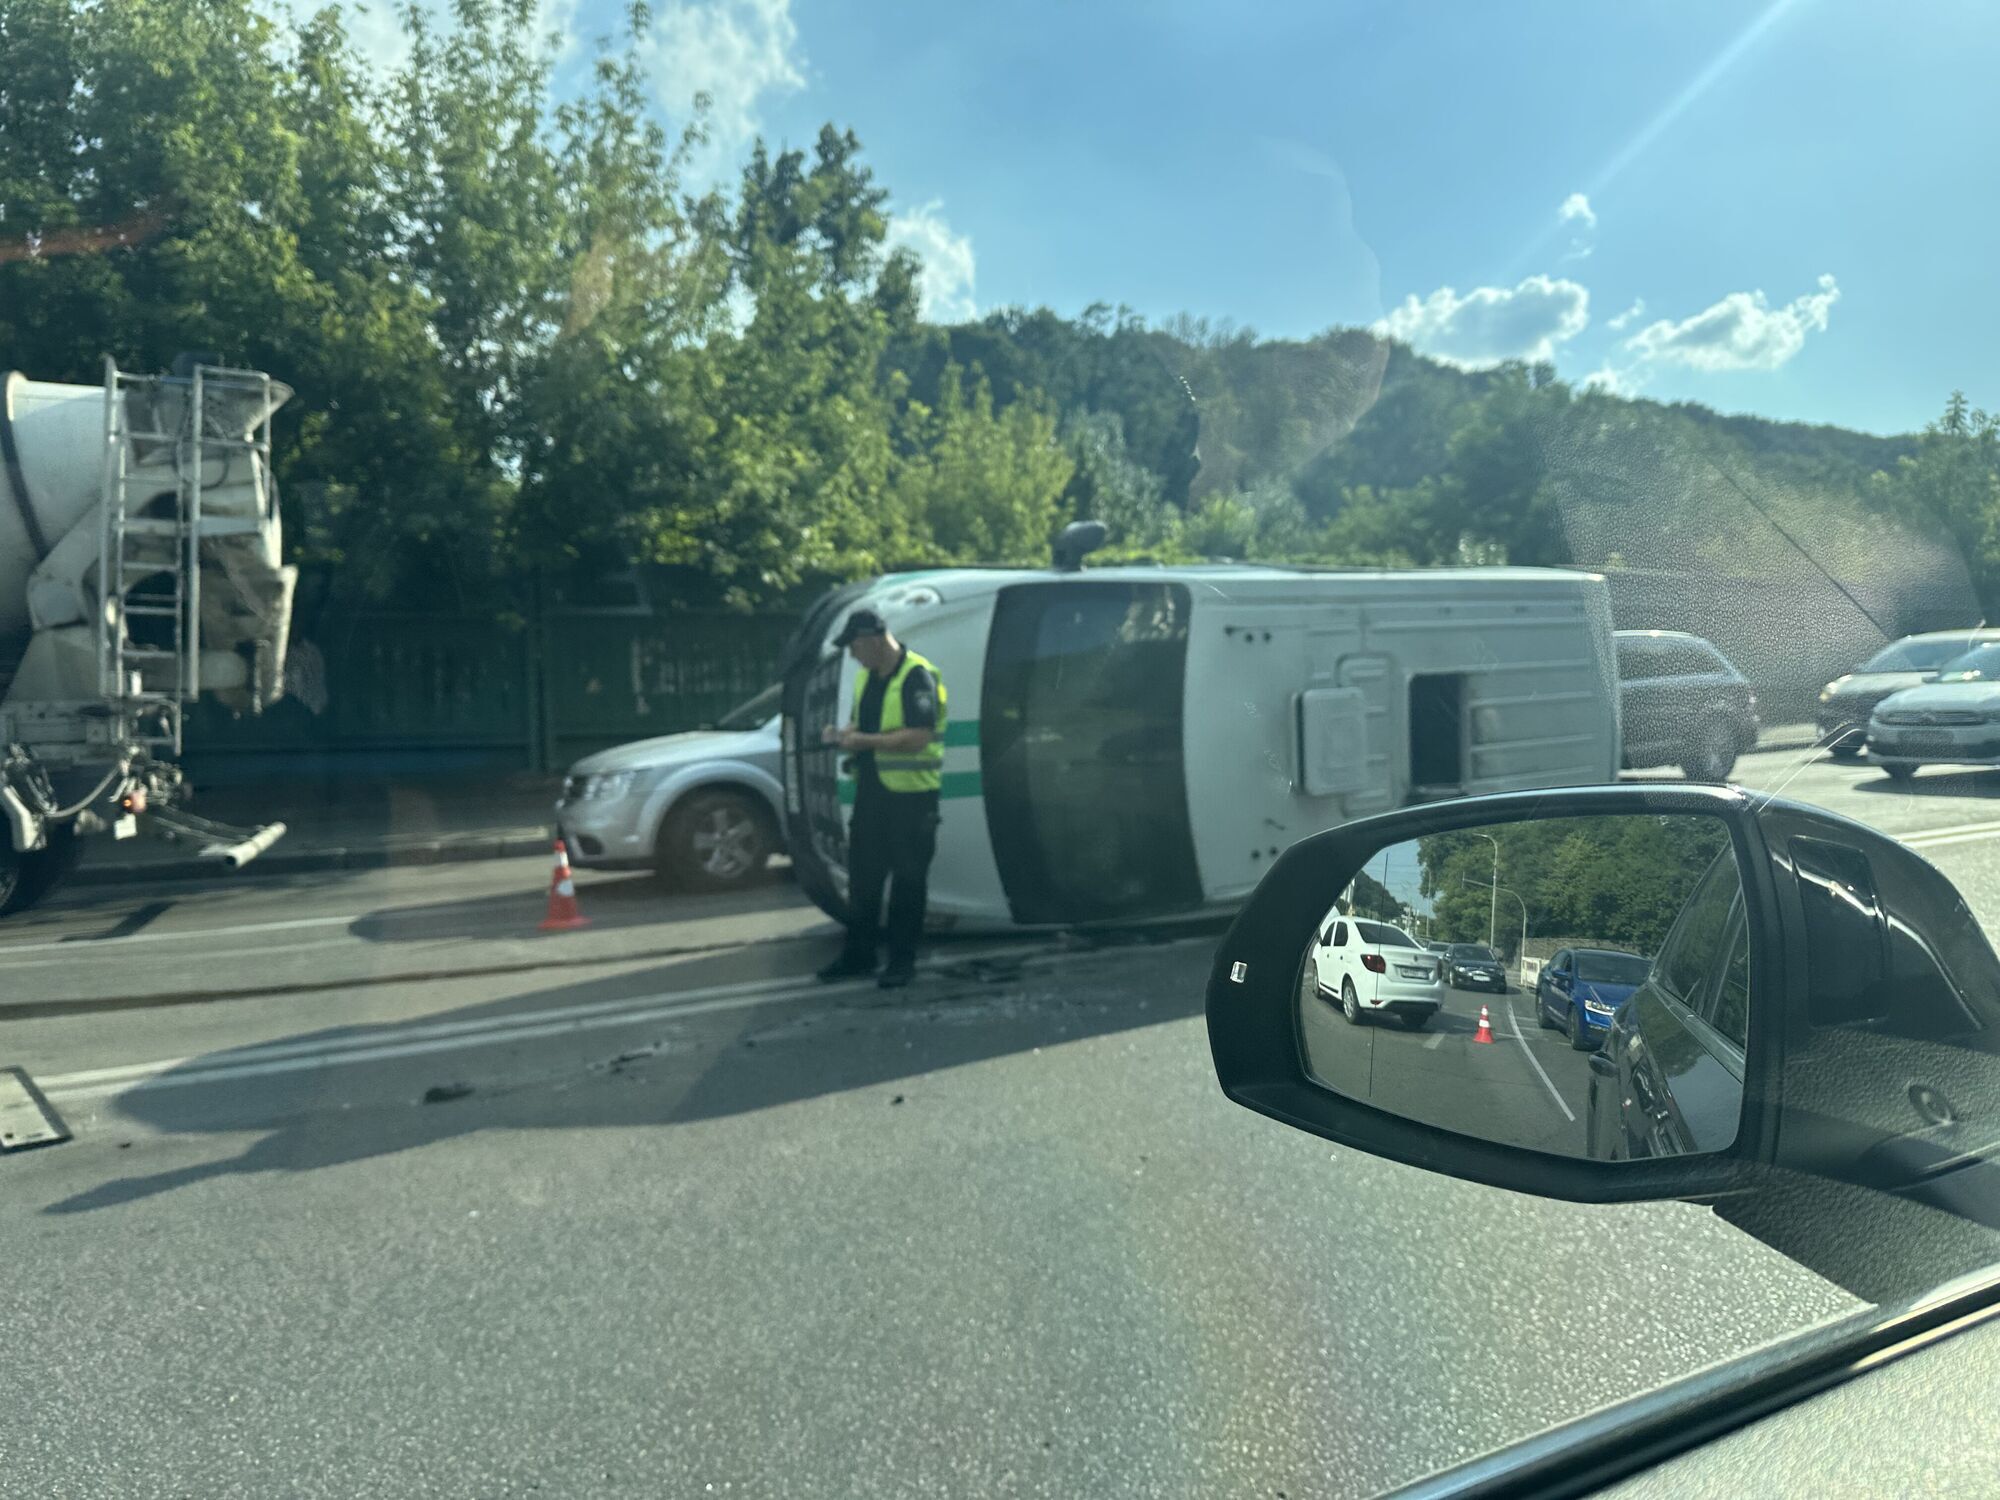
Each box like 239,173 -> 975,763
1207,782 -> 2000,1217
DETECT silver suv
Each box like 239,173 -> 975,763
555,684 -> 786,890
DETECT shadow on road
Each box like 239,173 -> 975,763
1853,768 -> 2000,799
346,866 -> 801,943
43,932 -> 1207,1216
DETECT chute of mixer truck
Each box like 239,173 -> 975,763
0,356 -> 296,914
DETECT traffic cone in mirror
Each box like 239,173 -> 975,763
539,839 -> 591,931
1474,1005 -> 1495,1044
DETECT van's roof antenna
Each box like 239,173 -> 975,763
1053,520 -> 1108,572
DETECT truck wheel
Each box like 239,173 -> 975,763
1883,763 -> 1918,783
659,789 -> 776,892
1681,719 -> 1738,782
0,827 -> 77,917
1829,741 -> 1862,761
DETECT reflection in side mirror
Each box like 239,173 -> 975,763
1295,813 -> 1748,1161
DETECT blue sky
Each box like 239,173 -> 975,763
371,0 -> 2000,436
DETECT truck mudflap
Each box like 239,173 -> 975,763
141,804 -> 288,868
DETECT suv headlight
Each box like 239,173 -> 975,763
1582,993 -> 1619,1016
583,770 -> 639,801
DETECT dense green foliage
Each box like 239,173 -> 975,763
1405,816 -> 1734,961
3,0 -> 1993,620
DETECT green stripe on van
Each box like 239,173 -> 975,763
836,770 -> 982,806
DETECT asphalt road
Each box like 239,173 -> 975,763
8,743 -> 2000,1497
1299,970 -> 1593,1158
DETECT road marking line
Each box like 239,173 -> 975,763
37,936 -> 1211,1102
1901,826 -> 2000,851
0,937 -> 354,973
1505,1000 -> 1575,1123
1423,1032 -> 1444,1050
0,914 -> 355,958
42,984 -> 852,1103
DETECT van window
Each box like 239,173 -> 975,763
982,581 -> 1203,924
1409,674 -> 1464,788
1615,637 -> 1660,681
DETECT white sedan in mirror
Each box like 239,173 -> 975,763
1309,916 -> 1445,1030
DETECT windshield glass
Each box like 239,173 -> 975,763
1861,640 -> 1974,673
714,683 -> 781,731
1931,643 -> 2000,682
8,2 -> 2000,1494
1356,920 -> 1419,949
1575,951 -> 1653,985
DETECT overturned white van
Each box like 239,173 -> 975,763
781,558 -> 1620,931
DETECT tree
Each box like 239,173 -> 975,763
889,366 -> 1072,564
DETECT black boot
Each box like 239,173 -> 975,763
877,955 -> 917,989
818,951 -> 877,983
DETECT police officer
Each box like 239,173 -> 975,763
816,609 -> 947,989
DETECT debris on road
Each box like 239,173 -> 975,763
422,1082 -> 476,1104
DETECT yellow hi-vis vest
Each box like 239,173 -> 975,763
853,649 -> 947,793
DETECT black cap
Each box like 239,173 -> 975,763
832,608 -> 888,647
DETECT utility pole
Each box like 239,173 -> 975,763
1470,832 -> 1500,950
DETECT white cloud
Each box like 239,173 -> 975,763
641,0 -> 804,157
1373,275 -> 1591,369
1624,274 -> 1840,372
886,202 -> 977,324
1559,192 -> 1597,230
1606,297 -> 1646,331
340,0 -> 580,76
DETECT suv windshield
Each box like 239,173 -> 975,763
1576,951 -> 1653,984
1932,643 -> 2000,683
1862,640 -> 1974,673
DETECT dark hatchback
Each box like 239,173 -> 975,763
1615,630 -> 1760,782
1817,630 -> 2000,756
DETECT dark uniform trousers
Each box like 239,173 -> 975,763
843,784 -> 941,965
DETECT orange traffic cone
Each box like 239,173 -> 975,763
539,839 -> 591,931
1473,1005 -> 1495,1044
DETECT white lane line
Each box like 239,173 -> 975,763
0,914 -> 355,958
38,936 -> 1211,1103
1902,826 -> 2000,852
42,983 -> 849,1103
1504,1000 -> 1575,1123
0,937 -> 354,974
1423,1032 -> 1445,1051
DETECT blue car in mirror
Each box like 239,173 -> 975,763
1536,946 -> 1651,1051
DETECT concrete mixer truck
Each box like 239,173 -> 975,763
0,356 -> 295,915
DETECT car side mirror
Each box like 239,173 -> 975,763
1206,784 -> 2000,1241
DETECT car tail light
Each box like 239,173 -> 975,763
1361,953 -> 1386,973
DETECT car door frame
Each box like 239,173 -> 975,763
1541,949 -> 1573,1026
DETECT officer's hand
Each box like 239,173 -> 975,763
835,728 -> 865,752
820,725 -> 842,746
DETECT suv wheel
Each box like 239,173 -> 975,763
1681,718 -> 1738,782
659,789 -> 776,891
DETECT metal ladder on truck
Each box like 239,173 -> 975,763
97,356 -> 276,756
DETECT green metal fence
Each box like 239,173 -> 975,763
183,608 -> 799,781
